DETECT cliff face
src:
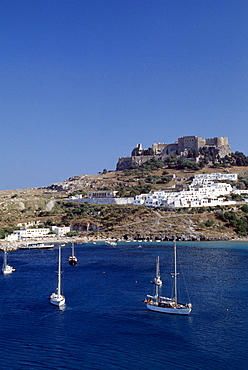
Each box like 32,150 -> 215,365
116,156 -> 132,171
116,155 -> 154,171
218,144 -> 232,158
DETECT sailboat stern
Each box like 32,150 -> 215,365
68,256 -> 77,265
50,293 -> 65,306
2,265 -> 14,275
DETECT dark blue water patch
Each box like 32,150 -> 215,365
0,242 -> 247,369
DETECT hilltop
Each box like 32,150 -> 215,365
1,163 -> 248,241
117,135 -> 232,170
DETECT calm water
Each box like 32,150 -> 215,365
0,241 -> 247,369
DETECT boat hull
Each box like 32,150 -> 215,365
105,242 -> 117,246
147,303 -> 192,315
2,269 -> 13,275
20,243 -> 54,250
50,294 -> 65,306
2,265 -> 13,275
68,257 -> 77,265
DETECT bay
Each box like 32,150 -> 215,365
0,241 -> 247,369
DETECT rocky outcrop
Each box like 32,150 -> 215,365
46,200 -> 55,211
116,135 -> 232,170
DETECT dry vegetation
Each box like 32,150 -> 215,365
1,164 -> 248,240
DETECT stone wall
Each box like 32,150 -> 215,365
67,197 -> 134,205
116,155 -> 154,170
152,142 -> 168,154
116,157 -> 133,171
116,135 -> 232,170
178,136 -> 198,151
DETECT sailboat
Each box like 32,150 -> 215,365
68,242 -> 77,265
143,241 -> 192,315
2,249 -> 15,275
50,245 -> 65,306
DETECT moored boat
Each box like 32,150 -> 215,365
105,240 -> 117,246
143,242 -> 192,315
50,245 -> 65,307
19,243 -> 54,250
2,250 -> 15,275
68,242 -> 77,265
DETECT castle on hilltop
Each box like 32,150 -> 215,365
116,135 -> 232,170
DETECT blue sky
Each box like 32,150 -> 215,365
1,0 -> 248,190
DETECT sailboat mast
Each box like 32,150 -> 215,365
3,250 -> 7,268
174,241 -> 177,304
58,246 -> 61,296
156,256 -> 160,280
155,257 -> 159,303
154,256 -> 163,303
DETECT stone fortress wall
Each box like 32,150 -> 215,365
116,135 -> 232,171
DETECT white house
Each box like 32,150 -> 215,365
87,190 -> 118,198
133,173 -> 237,209
51,226 -> 71,236
194,172 -> 237,181
6,233 -> 19,242
13,228 -> 51,240
232,189 -> 248,195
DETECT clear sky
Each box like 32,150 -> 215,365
1,0 -> 248,190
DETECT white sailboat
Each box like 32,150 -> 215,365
2,250 -> 15,275
50,245 -> 65,306
68,242 -> 77,265
105,240 -> 117,246
143,241 -> 192,315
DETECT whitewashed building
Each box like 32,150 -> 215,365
68,189 -> 134,205
13,228 -> 51,240
133,173 -> 237,209
51,226 -> 71,236
6,233 -> 19,242
232,189 -> 248,195
194,173 -> 237,181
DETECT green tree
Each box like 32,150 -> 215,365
237,182 -> 246,190
241,204 -> 248,213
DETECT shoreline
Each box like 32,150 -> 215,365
1,235 -> 248,251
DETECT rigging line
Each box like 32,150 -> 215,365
178,251 -> 191,303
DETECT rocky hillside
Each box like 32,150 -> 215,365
1,164 -> 248,241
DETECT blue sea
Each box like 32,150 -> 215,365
0,241 -> 247,369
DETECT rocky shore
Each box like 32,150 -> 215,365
1,233 -> 247,252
